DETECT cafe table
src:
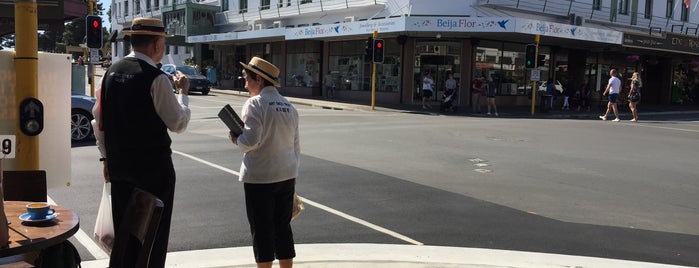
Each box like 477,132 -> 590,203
0,201 -> 80,258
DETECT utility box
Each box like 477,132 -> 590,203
72,64 -> 86,94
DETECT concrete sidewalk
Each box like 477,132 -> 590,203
80,243 -> 694,268
209,88 -> 699,119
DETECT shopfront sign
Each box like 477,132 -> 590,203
286,17 -> 404,40
623,32 -> 699,55
516,18 -> 623,44
405,17 -> 514,32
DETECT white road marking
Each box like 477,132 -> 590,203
172,150 -> 423,246
47,196 -> 110,260
633,123 -> 699,133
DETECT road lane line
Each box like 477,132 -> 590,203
172,150 -> 423,246
633,123 -> 699,133
47,196 -> 110,260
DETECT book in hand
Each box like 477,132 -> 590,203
218,104 -> 244,136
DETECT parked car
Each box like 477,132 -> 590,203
71,94 -> 96,143
160,64 -> 211,95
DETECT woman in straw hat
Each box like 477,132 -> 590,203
92,17 -> 191,268
229,56 -> 300,268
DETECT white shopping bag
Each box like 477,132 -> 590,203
93,183 -> 114,253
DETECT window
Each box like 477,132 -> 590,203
185,46 -> 191,54
667,0 -> 674,18
286,40 -> 320,88
146,0 -> 151,12
300,0 -> 312,3
222,0 -> 229,11
239,0 -> 248,13
645,0 -> 653,18
173,46 -> 178,55
593,0 -> 601,10
124,1 -> 129,17
681,2 -> 689,21
619,0 -> 629,14
261,0 -> 270,10
135,0 -> 140,14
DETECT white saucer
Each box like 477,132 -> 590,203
19,212 -> 58,222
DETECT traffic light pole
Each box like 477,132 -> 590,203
371,30 -> 378,110
530,34 -> 540,115
89,0 -> 96,97
14,0 -> 40,170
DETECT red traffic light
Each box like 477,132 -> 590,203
376,42 -> 382,49
92,20 -> 100,28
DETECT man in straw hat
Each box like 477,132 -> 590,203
92,17 -> 191,268
229,56 -> 299,268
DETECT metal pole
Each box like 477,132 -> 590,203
89,0 -> 96,96
530,34 -> 540,115
371,30 -> 378,110
14,0 -> 39,170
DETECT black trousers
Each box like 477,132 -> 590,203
244,178 -> 296,263
109,156 -> 176,268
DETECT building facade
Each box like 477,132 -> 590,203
112,0 -> 699,108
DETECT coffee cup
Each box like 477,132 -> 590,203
26,202 -> 55,220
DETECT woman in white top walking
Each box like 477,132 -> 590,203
422,72 -> 435,109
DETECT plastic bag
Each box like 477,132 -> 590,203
93,183 -> 114,253
291,193 -> 304,221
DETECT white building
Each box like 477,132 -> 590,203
111,0 -> 699,107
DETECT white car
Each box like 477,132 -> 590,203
538,80 -> 564,94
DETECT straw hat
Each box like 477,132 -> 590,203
240,57 -> 281,88
123,18 -> 173,37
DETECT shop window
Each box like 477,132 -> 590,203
261,0 -> 270,10
474,41 -> 553,96
286,40 -> 321,88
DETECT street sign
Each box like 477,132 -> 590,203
1,135 -> 16,158
90,48 -> 99,63
530,69 -> 541,81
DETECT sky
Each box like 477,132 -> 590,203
99,0 -> 111,30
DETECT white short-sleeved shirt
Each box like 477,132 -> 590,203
423,77 -> 434,91
608,76 -> 621,94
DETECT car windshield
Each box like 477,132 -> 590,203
176,66 -> 198,75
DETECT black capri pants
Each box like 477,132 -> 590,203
244,178 -> 296,263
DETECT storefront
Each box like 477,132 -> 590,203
191,16 -> 627,108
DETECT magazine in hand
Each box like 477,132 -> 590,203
218,104 -> 244,136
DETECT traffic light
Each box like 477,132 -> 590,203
372,38 -> 385,64
365,37 -> 374,62
86,15 -> 103,48
524,44 -> 537,68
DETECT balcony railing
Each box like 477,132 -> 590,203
479,0 -> 698,35
215,0 -> 384,26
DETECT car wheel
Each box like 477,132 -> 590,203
71,109 -> 93,142
201,88 -> 210,95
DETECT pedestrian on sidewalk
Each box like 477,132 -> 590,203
578,77 -> 591,112
485,75 -> 498,116
92,17 -> 192,268
229,56 -> 300,268
628,72 -> 642,122
471,75 -> 485,113
600,69 -> 622,121
323,71 -> 335,99
422,71 -> 435,109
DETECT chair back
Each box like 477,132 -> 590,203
109,188 -> 164,268
2,170 -> 47,202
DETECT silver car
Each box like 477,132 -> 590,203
71,94 -> 96,142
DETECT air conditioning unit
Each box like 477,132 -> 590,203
344,16 -> 355,23
272,20 -> 282,28
255,24 -> 263,30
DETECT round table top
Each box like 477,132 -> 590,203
0,201 -> 80,258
